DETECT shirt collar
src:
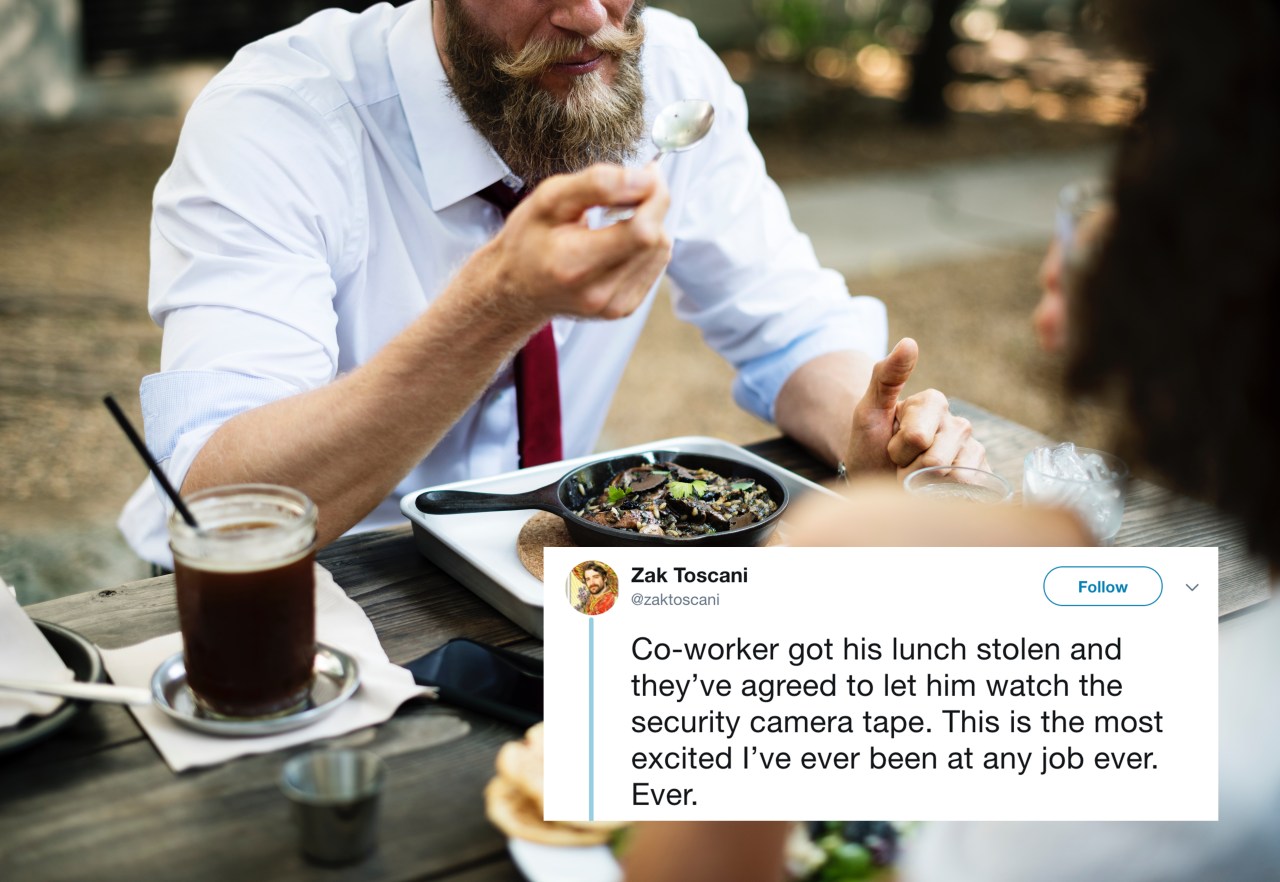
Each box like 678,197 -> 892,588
389,0 -> 509,212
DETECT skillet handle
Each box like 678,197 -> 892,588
415,481 -> 562,515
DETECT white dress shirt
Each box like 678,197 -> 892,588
119,1 -> 887,565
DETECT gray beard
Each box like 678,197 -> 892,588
442,5 -> 647,185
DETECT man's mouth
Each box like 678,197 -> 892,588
550,52 -> 605,75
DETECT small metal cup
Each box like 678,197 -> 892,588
280,748 -> 385,864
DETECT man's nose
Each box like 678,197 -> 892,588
547,0 -> 612,37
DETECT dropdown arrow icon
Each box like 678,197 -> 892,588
1187,584 -> 1198,591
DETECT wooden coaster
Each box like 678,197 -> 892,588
515,512 -> 576,580
516,512 -> 785,579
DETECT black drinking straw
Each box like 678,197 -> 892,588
102,394 -> 200,529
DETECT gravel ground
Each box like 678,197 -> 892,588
0,109 -> 1119,604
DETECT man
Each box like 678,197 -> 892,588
120,0 -> 984,565
578,562 -> 616,616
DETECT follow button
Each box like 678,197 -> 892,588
1043,566 -> 1163,607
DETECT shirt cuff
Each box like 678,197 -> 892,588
732,295 -> 888,423
140,370 -> 302,463
118,371 -> 303,567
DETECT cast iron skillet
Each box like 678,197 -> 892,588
415,450 -> 788,547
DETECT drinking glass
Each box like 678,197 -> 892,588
902,466 -> 1013,504
168,485 -> 317,719
1023,446 -> 1129,543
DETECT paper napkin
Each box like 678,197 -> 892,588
0,576 -> 76,727
100,566 -> 432,772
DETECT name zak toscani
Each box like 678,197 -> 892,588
632,567 -> 749,584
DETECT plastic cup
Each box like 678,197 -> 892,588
1023,446 -> 1129,543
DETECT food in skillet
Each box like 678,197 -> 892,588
575,461 -> 778,538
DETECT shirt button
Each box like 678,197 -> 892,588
501,173 -> 523,190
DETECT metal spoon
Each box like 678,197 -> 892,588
602,98 -> 716,223
0,677 -> 152,705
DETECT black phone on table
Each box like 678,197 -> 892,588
404,638 -> 543,728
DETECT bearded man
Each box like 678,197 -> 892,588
575,562 -> 616,616
119,0 -> 985,566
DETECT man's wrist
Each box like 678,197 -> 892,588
446,241 -> 550,340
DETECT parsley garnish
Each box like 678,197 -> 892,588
606,486 -> 632,505
668,479 -> 708,500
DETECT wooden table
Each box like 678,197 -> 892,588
1,403 -> 1266,881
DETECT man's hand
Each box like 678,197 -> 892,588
844,338 -> 987,478
480,163 -> 673,326
186,163 -> 672,548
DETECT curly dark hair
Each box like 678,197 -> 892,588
1068,0 -> 1280,565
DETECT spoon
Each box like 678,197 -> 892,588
0,677 -> 152,706
601,98 -> 716,223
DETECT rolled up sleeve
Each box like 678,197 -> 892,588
121,80 -> 362,561
732,299 -> 886,422
144,81 -> 361,484
660,35 -> 887,423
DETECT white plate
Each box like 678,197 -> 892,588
400,436 -> 834,637
508,838 -> 622,882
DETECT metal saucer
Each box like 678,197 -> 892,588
150,643 -> 360,737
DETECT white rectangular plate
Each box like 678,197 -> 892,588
399,436 -> 833,636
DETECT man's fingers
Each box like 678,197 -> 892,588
896,422 -> 983,478
900,413 -> 970,473
954,437 -> 989,471
501,173 -> 669,318
577,176 -> 671,265
885,388 -> 950,466
556,208 -> 672,318
866,338 -> 919,414
529,164 -> 660,224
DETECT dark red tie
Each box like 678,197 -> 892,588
476,181 -> 563,468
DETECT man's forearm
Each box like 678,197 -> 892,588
182,245 -> 542,546
773,350 -> 875,467
180,164 -> 673,547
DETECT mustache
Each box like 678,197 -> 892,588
495,20 -> 646,80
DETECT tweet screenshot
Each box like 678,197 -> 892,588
543,547 -> 1217,822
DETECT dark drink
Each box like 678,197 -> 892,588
169,486 -> 317,719
175,548 -> 315,718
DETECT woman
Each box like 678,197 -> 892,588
900,2 -> 1280,874
624,0 -> 1280,878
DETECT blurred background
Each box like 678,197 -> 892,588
0,0 -> 1130,603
